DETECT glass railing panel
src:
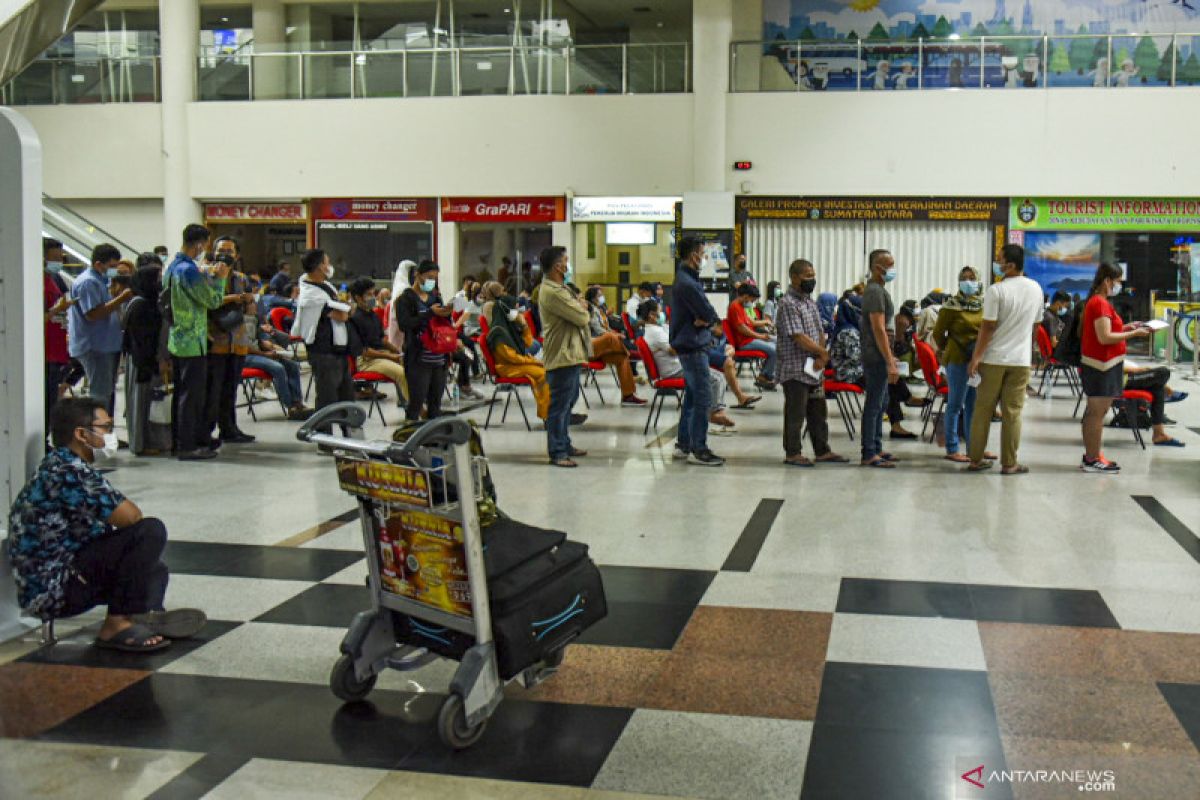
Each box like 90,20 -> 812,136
571,44 -> 622,94
198,54 -> 251,101
512,47 -> 567,95
356,51 -> 407,98
303,52 -> 352,100
459,48 -> 512,96
403,49 -> 455,97
627,43 -> 687,94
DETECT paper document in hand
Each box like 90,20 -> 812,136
803,358 -> 823,381
1143,319 -> 1169,331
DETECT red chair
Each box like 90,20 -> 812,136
621,312 -> 638,341
477,332 -> 533,431
269,307 -> 302,346
373,306 -> 387,326
581,360 -> 608,407
349,356 -> 395,426
1115,389 -> 1153,449
822,378 -> 865,439
1035,324 -> 1081,398
635,337 -> 685,435
524,309 -> 542,342
914,340 -> 950,442
722,318 -> 768,378
239,366 -> 286,421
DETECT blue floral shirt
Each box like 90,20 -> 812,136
4,448 -> 124,617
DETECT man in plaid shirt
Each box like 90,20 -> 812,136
776,259 -> 849,467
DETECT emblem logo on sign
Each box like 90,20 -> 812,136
810,209 -> 821,220
331,202 -> 351,219
1017,199 -> 1037,224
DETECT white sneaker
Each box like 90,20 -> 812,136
672,446 -> 690,460
687,450 -> 725,467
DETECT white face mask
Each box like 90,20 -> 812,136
46,260 -> 63,273
507,309 -> 520,322
100,432 -> 119,458
324,264 -> 336,281
1109,281 -> 1122,297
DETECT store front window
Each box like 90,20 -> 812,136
312,198 -> 437,284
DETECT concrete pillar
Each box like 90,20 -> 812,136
160,0 -> 202,246
692,0 -> 732,192
252,0 -> 288,100
731,0 -> 763,92
437,220 -> 458,295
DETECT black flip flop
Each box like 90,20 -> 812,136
95,623 -> 171,653
131,608 -> 208,639
860,457 -> 895,468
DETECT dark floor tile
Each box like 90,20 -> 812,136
836,578 -> 975,620
1132,495 -> 1200,564
814,662 -> 1002,737
968,585 -> 1119,629
145,753 -> 251,800
801,724 -> 1011,800
0,662 -> 149,737
41,673 -> 630,786
577,600 -> 699,650
164,541 -> 362,581
20,620 -> 241,671
597,565 -> 716,607
722,498 -> 784,572
1158,682 -> 1200,753
253,583 -> 372,628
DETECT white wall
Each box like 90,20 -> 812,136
186,95 -> 695,199
14,104 -> 163,198
58,198 -> 165,252
727,88 -> 1200,196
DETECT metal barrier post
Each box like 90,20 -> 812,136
1042,36 -> 1048,87
622,43 -> 628,94
1172,34 -> 1178,86
856,39 -> 862,90
917,38 -> 923,88
979,38 -> 986,87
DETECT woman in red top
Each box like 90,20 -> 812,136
1078,263 -> 1150,472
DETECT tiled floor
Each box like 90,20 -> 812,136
2,368 -> 1199,798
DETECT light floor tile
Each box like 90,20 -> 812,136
203,758 -> 388,800
164,574 -> 315,622
699,571 -> 840,612
0,740 -> 202,799
159,621 -> 457,692
300,522 -> 366,552
1101,587 -> 1200,634
592,710 -> 811,800
824,613 -> 988,671
322,559 -> 370,586
365,772 -> 665,799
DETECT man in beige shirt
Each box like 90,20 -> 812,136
538,246 -> 592,468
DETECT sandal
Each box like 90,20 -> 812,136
95,623 -> 171,653
130,608 -> 207,639
732,397 -> 761,410
1153,438 -> 1186,447
815,453 -> 850,463
1001,464 -> 1030,475
549,458 -> 577,468
944,453 -> 971,463
965,461 -> 993,472
983,451 -> 998,461
880,452 -> 901,463
860,456 -> 896,468
784,457 -> 814,468
569,448 -> 588,457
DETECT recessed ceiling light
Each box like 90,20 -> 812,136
503,7 -> 511,12
220,17 -> 229,23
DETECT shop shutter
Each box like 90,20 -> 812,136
864,221 -> 993,307
744,218 -> 864,297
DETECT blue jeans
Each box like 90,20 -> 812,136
245,354 -> 302,408
77,350 -> 120,414
860,358 -> 888,461
677,351 -> 713,454
546,365 -> 580,460
943,361 -> 976,455
741,339 -> 777,381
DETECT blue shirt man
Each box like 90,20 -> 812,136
670,238 -> 724,466
67,244 -> 130,411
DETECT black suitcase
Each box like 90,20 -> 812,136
391,518 -> 607,680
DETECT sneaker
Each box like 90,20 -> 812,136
672,445 -> 690,460
621,395 -> 648,406
569,413 -> 588,426
688,449 -> 725,467
177,448 -> 217,462
1080,454 -> 1120,473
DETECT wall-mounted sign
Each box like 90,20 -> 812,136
441,196 -> 565,224
1010,197 -> 1200,231
204,202 -> 307,223
571,196 -> 680,223
737,196 -> 1005,223
733,161 -> 753,171
312,198 -> 435,222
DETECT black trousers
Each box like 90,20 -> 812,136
451,349 -> 474,387
45,362 -> 69,448
1124,366 -> 1170,425
205,353 -> 244,438
60,518 -> 169,617
310,351 -> 354,411
405,358 -> 447,422
173,355 -> 209,452
783,380 -> 830,458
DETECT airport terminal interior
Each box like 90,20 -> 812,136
2,1 -> 1200,799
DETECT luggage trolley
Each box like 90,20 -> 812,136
296,403 -> 571,749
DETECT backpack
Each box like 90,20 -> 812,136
1053,300 -> 1084,367
391,418 -> 500,527
420,314 -> 459,355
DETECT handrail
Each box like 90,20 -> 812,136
43,194 -> 142,257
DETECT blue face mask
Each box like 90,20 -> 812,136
992,262 -> 1005,278
883,268 -> 897,283
106,268 -> 118,278
959,280 -> 980,296
658,311 -> 667,325
563,266 -> 573,285
46,261 -> 63,273
1057,306 -> 1069,317
421,278 -> 436,293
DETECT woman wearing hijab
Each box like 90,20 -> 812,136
932,267 -> 990,463
122,260 -> 165,455
485,291 -> 550,420
817,292 -> 838,340
385,259 -> 415,352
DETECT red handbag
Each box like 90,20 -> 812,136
420,315 -> 459,355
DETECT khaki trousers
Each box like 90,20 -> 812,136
967,364 -> 1030,468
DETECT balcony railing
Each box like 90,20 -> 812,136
732,34 -> 1200,92
0,56 -> 160,105
198,42 -> 689,101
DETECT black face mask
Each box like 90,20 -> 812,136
799,278 -> 817,295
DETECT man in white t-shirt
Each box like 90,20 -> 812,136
966,244 -> 1044,473
625,282 -> 655,327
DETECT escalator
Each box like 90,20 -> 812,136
42,193 -> 141,272
0,0 -> 107,89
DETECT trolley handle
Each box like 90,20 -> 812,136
387,416 -> 474,460
296,402 -> 368,443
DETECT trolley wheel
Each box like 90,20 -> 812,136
330,654 -> 377,702
437,693 -> 488,750
543,647 -> 566,668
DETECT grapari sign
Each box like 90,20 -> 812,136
440,196 -> 565,223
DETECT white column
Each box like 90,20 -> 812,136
692,0 -> 732,192
252,0 -> 288,100
437,220 -> 459,295
160,0 -> 202,245
0,107 -> 43,640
